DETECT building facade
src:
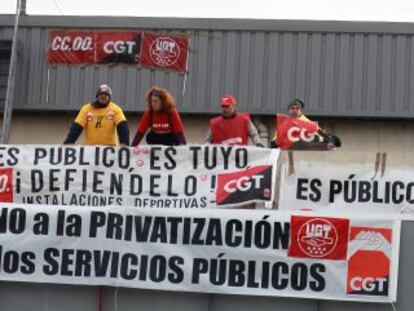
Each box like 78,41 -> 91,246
0,14 -> 414,311
1,15 -> 414,151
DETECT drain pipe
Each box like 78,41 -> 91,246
252,116 -> 269,147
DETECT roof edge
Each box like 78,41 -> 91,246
1,14 -> 414,34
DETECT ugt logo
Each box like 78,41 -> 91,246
150,37 -> 180,67
0,168 -> 14,202
288,216 -> 350,260
298,218 -> 337,257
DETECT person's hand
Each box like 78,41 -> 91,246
269,141 -> 279,149
327,142 -> 335,150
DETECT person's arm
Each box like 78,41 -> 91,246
174,132 -> 187,145
204,128 -> 213,144
248,121 -> 265,147
131,132 -> 144,146
63,106 -> 87,144
317,127 -> 333,142
63,123 -> 83,144
113,106 -> 129,146
270,117 -> 278,148
116,121 -> 130,146
170,109 -> 186,145
316,125 -> 341,148
318,129 -> 342,148
270,139 -> 279,149
131,110 -> 150,146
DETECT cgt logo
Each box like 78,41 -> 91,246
223,175 -> 264,193
287,126 -> 323,143
349,276 -> 388,293
103,41 -> 137,54
0,168 -> 14,202
346,227 -> 392,296
216,165 -> 272,205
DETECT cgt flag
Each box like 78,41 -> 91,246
276,114 -> 320,150
215,165 -> 273,205
346,227 -> 392,296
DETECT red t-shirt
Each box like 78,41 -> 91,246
136,109 -> 184,135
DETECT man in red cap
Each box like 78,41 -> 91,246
205,95 -> 264,146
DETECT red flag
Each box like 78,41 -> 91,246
94,31 -> 141,64
48,30 -> 141,64
346,227 -> 392,296
0,168 -> 14,202
48,31 -> 95,64
276,114 -> 319,150
215,165 -> 273,205
139,33 -> 189,72
288,216 -> 350,260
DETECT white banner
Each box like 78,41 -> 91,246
279,158 -> 414,214
0,145 -> 279,208
0,204 -> 401,302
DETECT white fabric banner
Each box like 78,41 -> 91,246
279,159 -> 414,214
0,145 -> 279,208
0,203 -> 401,302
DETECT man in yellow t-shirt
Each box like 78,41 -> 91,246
63,84 -> 129,146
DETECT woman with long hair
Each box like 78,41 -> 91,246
131,86 -> 186,146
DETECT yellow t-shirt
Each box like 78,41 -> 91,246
74,102 -> 126,146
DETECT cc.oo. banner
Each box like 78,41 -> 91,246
0,204 -> 400,302
0,145 -> 279,208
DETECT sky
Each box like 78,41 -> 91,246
2,0 -> 414,22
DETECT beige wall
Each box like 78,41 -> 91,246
8,112 -> 211,145
8,112 -> 414,154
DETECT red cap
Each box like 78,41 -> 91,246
220,95 -> 237,107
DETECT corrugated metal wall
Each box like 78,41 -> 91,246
0,40 -> 11,111
1,15 -> 414,117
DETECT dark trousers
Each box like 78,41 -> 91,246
146,131 -> 177,146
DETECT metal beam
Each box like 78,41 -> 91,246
1,0 -> 22,144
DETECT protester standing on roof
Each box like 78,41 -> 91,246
131,86 -> 186,146
205,95 -> 264,147
63,84 -> 129,146
270,98 -> 341,149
